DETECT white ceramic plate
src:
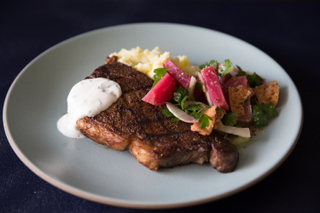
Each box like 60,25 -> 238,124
3,23 -> 302,209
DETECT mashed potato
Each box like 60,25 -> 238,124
109,46 -> 199,79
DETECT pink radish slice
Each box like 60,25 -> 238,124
201,66 -> 229,111
163,60 -> 191,89
224,76 -> 248,89
142,73 -> 176,105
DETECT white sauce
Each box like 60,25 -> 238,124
57,78 -> 122,138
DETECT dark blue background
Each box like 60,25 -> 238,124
1,1 -> 319,212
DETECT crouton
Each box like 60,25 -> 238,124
215,108 -> 225,120
191,106 -> 225,136
227,85 -> 252,117
255,81 -> 279,106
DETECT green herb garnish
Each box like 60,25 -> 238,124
173,86 -> 188,103
195,82 -> 203,91
247,72 -> 264,87
200,59 -> 234,78
162,108 -> 174,117
186,104 -> 203,119
223,112 -> 238,126
162,94 -> 212,129
184,104 -> 202,112
220,59 -> 234,77
162,109 -> 180,122
236,65 -> 263,87
259,102 -> 278,117
199,114 -> 213,129
216,106 -> 226,113
180,96 -> 188,110
252,102 -> 277,128
199,59 -> 218,70
152,67 -> 171,87
236,65 -> 247,76
171,117 -> 181,122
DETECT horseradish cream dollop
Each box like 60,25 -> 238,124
57,78 -> 122,138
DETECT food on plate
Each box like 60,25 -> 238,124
57,47 -> 279,173
57,78 -> 122,138
76,56 -> 239,172
255,81 -> 279,106
227,85 -> 252,117
109,46 -> 199,78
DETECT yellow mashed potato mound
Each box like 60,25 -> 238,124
109,46 -> 200,79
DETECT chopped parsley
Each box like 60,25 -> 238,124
171,117 -> 181,122
199,114 -> 213,129
236,65 -> 264,87
162,108 -> 180,122
223,112 -> 238,126
247,73 -> 264,87
200,59 -> 218,70
219,59 -> 234,77
162,86 -> 212,129
216,106 -> 226,113
195,82 -> 203,91
162,108 -> 174,117
185,104 -> 203,113
186,104 -> 206,120
200,59 -> 234,78
236,65 -> 247,76
252,102 -> 277,128
173,86 -> 188,104
152,67 -> 171,87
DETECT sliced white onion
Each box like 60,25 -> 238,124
166,102 -> 198,123
216,126 -> 251,138
183,101 -> 207,109
188,76 -> 197,99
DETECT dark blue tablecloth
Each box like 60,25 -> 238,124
1,1 -> 320,212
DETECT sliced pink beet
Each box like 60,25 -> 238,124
201,66 -> 229,111
224,76 -> 248,89
163,59 -> 191,89
142,73 -> 176,105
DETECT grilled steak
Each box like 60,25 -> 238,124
76,56 -> 239,173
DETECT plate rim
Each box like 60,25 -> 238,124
2,22 -> 304,209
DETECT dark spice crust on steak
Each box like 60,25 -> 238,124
76,56 -> 239,172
